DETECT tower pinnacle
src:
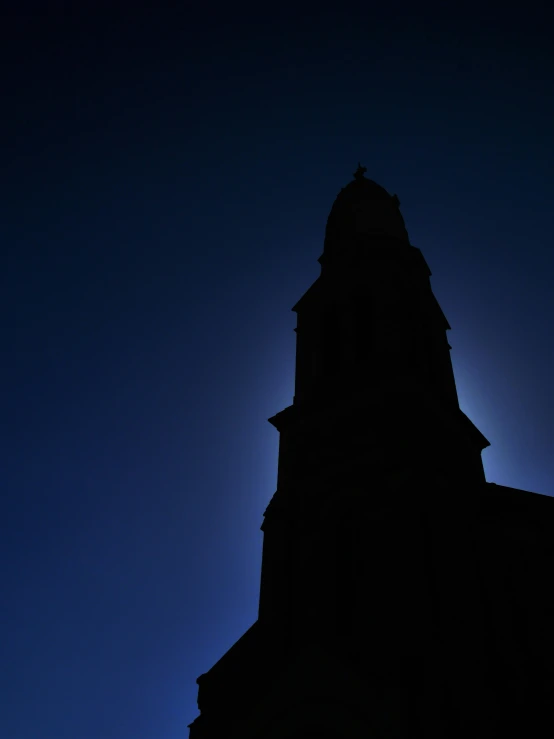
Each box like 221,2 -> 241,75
353,162 -> 367,180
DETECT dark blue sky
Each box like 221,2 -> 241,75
2,4 -> 553,738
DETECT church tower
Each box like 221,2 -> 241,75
188,167 -> 554,739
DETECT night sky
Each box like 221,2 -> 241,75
2,4 -> 554,738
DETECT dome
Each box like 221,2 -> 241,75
324,165 -> 409,249
335,168 -> 393,201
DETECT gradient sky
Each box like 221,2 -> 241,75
2,4 -> 554,739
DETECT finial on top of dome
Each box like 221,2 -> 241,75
353,163 -> 367,180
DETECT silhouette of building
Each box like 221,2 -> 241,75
188,166 -> 554,738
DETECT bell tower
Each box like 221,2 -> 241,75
269,164 -> 488,493
257,164 -> 489,648
188,167 -> 553,739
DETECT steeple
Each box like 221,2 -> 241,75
255,169 -> 490,631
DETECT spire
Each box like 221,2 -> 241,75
353,162 -> 367,180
